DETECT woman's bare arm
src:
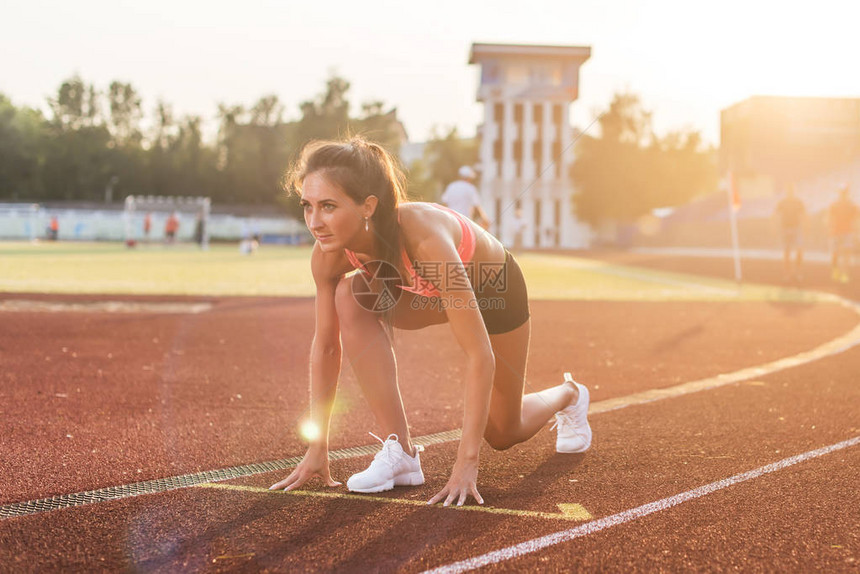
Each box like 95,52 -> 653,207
270,244 -> 348,490
404,213 -> 495,506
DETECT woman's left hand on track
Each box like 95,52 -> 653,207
268,445 -> 341,492
427,458 -> 484,506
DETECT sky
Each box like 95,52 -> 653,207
2,0 -> 858,146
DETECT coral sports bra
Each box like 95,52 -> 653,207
343,203 -> 477,298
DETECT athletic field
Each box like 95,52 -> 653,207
1,242 -> 858,571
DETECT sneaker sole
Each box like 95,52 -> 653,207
348,471 -> 424,493
347,479 -> 395,494
556,438 -> 592,454
394,470 -> 425,487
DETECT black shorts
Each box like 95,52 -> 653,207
476,250 -> 530,335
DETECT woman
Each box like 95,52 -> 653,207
269,137 -> 592,507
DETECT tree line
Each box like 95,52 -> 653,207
0,74 -> 436,218
1,75 -> 714,225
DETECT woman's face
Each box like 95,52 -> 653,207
300,172 -> 365,253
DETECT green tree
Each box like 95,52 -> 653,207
291,74 -> 403,152
146,99 -> 177,195
571,92 -> 716,227
646,130 -> 717,210
277,75 -> 406,215
418,126 -> 478,201
0,94 -> 47,199
215,95 -> 292,204
171,115 -> 218,197
214,103 -> 247,202
355,101 -> 404,156
402,157 -> 435,202
48,75 -> 102,131
44,76 -> 112,200
107,81 -> 143,147
247,95 -> 290,204
598,92 -> 653,145
294,75 -> 351,145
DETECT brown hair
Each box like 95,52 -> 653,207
288,137 -> 409,324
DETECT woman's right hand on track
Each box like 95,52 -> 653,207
268,445 -> 341,491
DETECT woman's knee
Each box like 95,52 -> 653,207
334,275 -> 375,327
483,425 -> 517,451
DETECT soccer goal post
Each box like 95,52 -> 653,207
123,195 -> 211,249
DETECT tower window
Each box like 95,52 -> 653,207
514,103 -> 523,123
493,140 -> 503,162
514,139 -> 523,178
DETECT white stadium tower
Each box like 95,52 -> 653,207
469,43 -> 592,249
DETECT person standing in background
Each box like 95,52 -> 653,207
828,184 -> 859,283
143,213 -> 152,242
164,212 -> 179,245
773,184 -> 806,282
193,210 -> 205,247
48,215 -> 59,241
442,166 -> 491,230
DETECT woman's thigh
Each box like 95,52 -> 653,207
486,319 -> 530,430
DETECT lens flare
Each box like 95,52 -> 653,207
299,420 -> 321,442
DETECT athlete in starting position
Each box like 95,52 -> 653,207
269,137 -> 592,506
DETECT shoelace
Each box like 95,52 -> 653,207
369,432 -> 400,469
551,374 -> 581,433
550,410 -> 579,433
367,431 -> 424,466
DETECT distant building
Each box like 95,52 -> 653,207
721,96 -> 860,198
469,43 -> 592,248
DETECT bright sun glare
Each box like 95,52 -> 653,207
299,420 -> 321,442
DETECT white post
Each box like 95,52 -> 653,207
726,173 -> 742,282
123,196 -> 135,244
28,203 -> 39,243
202,197 -> 211,251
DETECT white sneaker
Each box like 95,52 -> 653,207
551,373 -> 592,453
346,433 -> 425,493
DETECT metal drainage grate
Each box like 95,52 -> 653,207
0,428 -> 462,520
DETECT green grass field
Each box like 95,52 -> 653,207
0,242 -> 315,297
0,241 -> 828,303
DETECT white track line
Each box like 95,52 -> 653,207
422,435 -> 860,574
590,295 -> 860,413
0,300 -> 212,314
